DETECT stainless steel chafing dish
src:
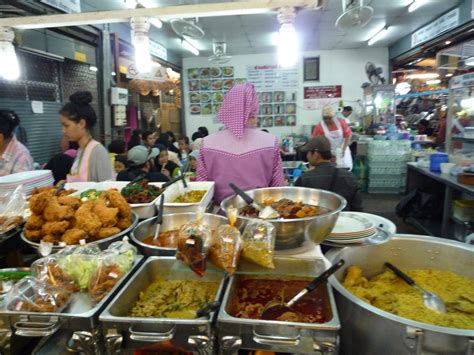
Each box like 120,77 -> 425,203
217,257 -> 340,354
0,256 -> 143,355
99,256 -> 226,354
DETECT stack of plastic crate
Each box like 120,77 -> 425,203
367,140 -> 411,194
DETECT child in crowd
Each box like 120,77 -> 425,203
154,144 -> 180,179
108,139 -> 126,168
178,136 -> 191,163
114,155 -> 128,174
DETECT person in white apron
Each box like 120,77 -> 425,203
312,105 -> 353,170
60,91 -> 114,183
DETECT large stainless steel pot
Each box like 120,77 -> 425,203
217,257 -> 340,354
131,213 -> 229,257
326,235 -> 474,355
220,187 -> 346,249
99,256 -> 226,354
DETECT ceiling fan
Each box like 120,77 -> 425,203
365,62 -> 386,85
208,42 -> 232,64
335,0 -> 373,31
170,18 -> 205,39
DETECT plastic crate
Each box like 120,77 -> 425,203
367,160 -> 408,169
369,166 -> 407,175
369,178 -> 406,188
368,154 -> 411,162
368,187 -> 404,194
368,141 -> 411,155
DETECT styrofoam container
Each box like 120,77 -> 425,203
440,162 -> 456,175
161,181 -> 215,215
67,181 -> 165,220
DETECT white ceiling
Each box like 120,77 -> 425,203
81,0 -> 462,58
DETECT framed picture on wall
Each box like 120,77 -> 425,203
304,57 -> 320,82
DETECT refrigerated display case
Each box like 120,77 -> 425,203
362,84 -> 396,128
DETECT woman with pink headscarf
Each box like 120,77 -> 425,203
196,83 -> 286,204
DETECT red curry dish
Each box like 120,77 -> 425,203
239,198 -> 327,219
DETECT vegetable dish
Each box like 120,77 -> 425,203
121,180 -> 163,204
230,277 -> 332,323
173,190 -> 206,203
343,266 -> 474,329
129,278 -> 219,318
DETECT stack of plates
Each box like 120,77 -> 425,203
0,170 -> 54,196
327,212 -> 377,244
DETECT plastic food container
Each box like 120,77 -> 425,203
162,181 -> 215,214
440,162 -> 456,175
430,153 -> 449,172
453,199 -> 474,222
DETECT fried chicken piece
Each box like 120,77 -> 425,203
24,229 -> 43,241
42,221 -> 70,236
75,203 -> 101,237
104,190 -> 132,219
92,199 -> 119,227
96,227 -> 121,240
29,191 -> 52,215
115,217 -> 132,230
61,228 -> 88,245
43,198 -> 74,222
57,195 -> 81,210
43,234 -> 61,243
25,214 -> 44,231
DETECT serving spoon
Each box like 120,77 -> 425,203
385,262 -> 446,313
260,260 -> 345,320
228,183 -> 279,219
152,194 -> 165,242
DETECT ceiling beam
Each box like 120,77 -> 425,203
0,0 -> 315,29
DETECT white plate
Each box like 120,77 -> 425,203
331,212 -> 375,235
0,170 -> 52,184
328,230 -> 377,240
326,236 -> 372,244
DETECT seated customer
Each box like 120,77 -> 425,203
154,144 -> 180,179
295,136 -> 362,211
117,146 -> 168,182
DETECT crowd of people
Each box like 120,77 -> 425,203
0,86 -> 365,212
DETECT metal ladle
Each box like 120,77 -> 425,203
152,195 -> 165,242
229,183 -> 279,219
260,259 -> 345,320
385,262 -> 446,313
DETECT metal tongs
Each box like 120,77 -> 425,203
229,183 -> 279,219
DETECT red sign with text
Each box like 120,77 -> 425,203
304,85 -> 342,99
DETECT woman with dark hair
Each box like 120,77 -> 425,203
44,154 -> 74,184
198,126 -> 209,137
60,91 -> 114,182
156,132 -> 179,154
0,110 -> 34,176
166,130 -> 177,145
128,129 -> 142,150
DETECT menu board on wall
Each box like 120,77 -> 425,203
246,65 -> 299,128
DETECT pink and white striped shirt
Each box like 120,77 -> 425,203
196,127 -> 286,205
0,135 -> 34,176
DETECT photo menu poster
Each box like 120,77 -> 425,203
246,65 -> 299,128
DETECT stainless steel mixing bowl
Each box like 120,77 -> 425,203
130,212 -> 229,257
220,187 -> 346,249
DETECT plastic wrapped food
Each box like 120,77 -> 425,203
88,237 -> 137,302
57,241 -> 101,290
209,208 -> 242,273
176,208 -> 213,277
0,185 -> 27,234
241,219 -> 276,269
5,277 -> 71,313
31,255 -> 79,293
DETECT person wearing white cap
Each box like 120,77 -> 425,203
116,145 -> 168,182
312,105 -> 353,170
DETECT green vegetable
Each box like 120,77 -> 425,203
80,189 -> 102,200
58,255 -> 98,290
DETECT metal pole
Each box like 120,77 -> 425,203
99,26 -> 112,145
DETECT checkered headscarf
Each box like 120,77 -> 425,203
217,83 -> 259,138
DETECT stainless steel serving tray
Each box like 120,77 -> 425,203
0,256 -> 143,337
217,257 -> 341,354
99,256 -> 226,354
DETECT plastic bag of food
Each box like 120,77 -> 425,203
176,207 -> 213,276
209,208 -> 242,273
0,185 -> 27,234
241,219 -> 276,269
106,236 -> 137,271
31,254 -> 79,293
5,276 -> 71,313
57,240 -> 100,290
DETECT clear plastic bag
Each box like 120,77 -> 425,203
209,208 -> 242,273
31,255 -> 79,293
176,208 -> 213,277
5,276 -> 71,313
0,185 -> 27,234
241,219 -> 276,269
88,237 -> 137,302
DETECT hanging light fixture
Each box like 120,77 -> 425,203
0,27 -> 20,81
130,17 -> 152,73
277,7 -> 299,68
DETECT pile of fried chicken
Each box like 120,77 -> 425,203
24,187 -> 132,245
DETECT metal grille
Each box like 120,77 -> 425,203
0,51 -> 61,102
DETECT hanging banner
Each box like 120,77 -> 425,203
304,85 -> 342,99
40,0 -> 81,13
411,8 -> 459,48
